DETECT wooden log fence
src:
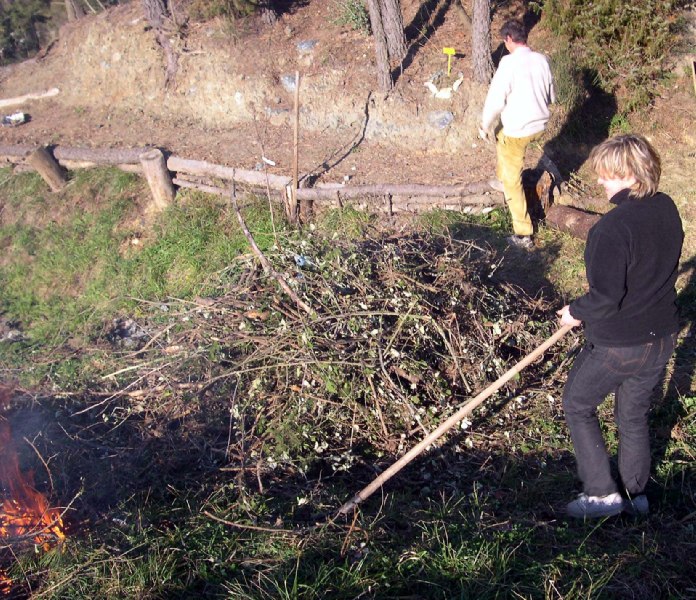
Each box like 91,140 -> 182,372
0,142 -> 600,231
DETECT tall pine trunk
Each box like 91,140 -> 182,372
142,0 -> 179,90
381,0 -> 407,65
66,0 -> 85,21
472,0 -> 493,84
366,0 -> 393,91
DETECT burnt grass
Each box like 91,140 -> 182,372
2,227 -> 695,599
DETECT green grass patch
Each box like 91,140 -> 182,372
0,171 -> 286,385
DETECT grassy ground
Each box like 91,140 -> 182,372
0,167 -> 694,599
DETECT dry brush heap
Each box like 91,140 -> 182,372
91,228 -> 573,489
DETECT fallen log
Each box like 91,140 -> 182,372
168,155 -> 498,200
545,204 -> 601,240
57,159 -> 143,173
173,177 -> 226,197
0,144 -> 36,159
170,176 -> 502,213
0,87 -> 60,109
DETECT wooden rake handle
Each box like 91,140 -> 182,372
336,324 -> 574,516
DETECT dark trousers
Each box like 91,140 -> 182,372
562,333 -> 676,497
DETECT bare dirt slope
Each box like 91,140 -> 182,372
0,1 -> 530,188
0,0 -> 693,218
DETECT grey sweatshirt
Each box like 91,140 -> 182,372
481,46 -> 555,138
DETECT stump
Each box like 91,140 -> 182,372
25,146 -> 67,192
139,149 -> 175,211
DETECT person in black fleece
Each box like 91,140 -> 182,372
557,134 -> 683,519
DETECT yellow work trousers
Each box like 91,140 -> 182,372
496,130 -> 543,236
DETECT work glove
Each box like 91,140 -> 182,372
478,124 -> 494,143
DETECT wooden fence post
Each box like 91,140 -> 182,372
288,70 -> 300,223
25,146 -> 67,192
139,148 -> 175,211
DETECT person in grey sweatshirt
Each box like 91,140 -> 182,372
479,19 -> 555,248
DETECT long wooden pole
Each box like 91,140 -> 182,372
291,70 -> 300,223
336,324 -> 573,516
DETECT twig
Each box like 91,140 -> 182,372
231,191 -> 314,317
22,436 -> 54,494
377,346 -> 428,436
429,316 -> 472,393
368,377 -> 390,440
340,509 -> 360,557
122,323 -> 177,358
292,70 -> 300,222
251,113 -> 282,251
225,378 -> 240,461
202,510 -> 304,535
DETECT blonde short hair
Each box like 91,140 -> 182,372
589,134 -> 661,198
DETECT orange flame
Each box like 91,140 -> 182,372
0,387 -> 66,595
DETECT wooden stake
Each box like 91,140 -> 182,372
25,146 -> 67,192
336,324 -> 574,516
139,148 -> 175,211
290,70 -> 300,223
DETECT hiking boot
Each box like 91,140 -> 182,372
624,494 -> 649,516
566,492 -> 625,519
488,178 -> 505,192
507,235 -> 533,249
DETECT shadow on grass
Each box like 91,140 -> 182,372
542,70 -> 618,180
448,217 -> 564,301
652,256 -> 696,488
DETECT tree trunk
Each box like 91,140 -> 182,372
66,0 -> 85,22
453,0 -> 471,30
545,205 -> 600,240
366,0 -> 393,92
142,0 -> 179,89
142,0 -> 168,27
260,1 -> 278,25
381,0 -> 407,65
471,0 -> 493,84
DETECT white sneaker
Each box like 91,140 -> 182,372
566,492 -> 625,519
507,235 -> 533,249
624,494 -> 649,516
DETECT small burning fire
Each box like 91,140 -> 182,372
0,387 -> 66,595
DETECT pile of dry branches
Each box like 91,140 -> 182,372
84,230 -> 571,482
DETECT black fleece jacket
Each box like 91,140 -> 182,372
569,189 -> 683,346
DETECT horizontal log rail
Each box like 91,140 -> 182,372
3,143 -> 603,230
0,144 -> 151,164
0,143 -> 500,202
